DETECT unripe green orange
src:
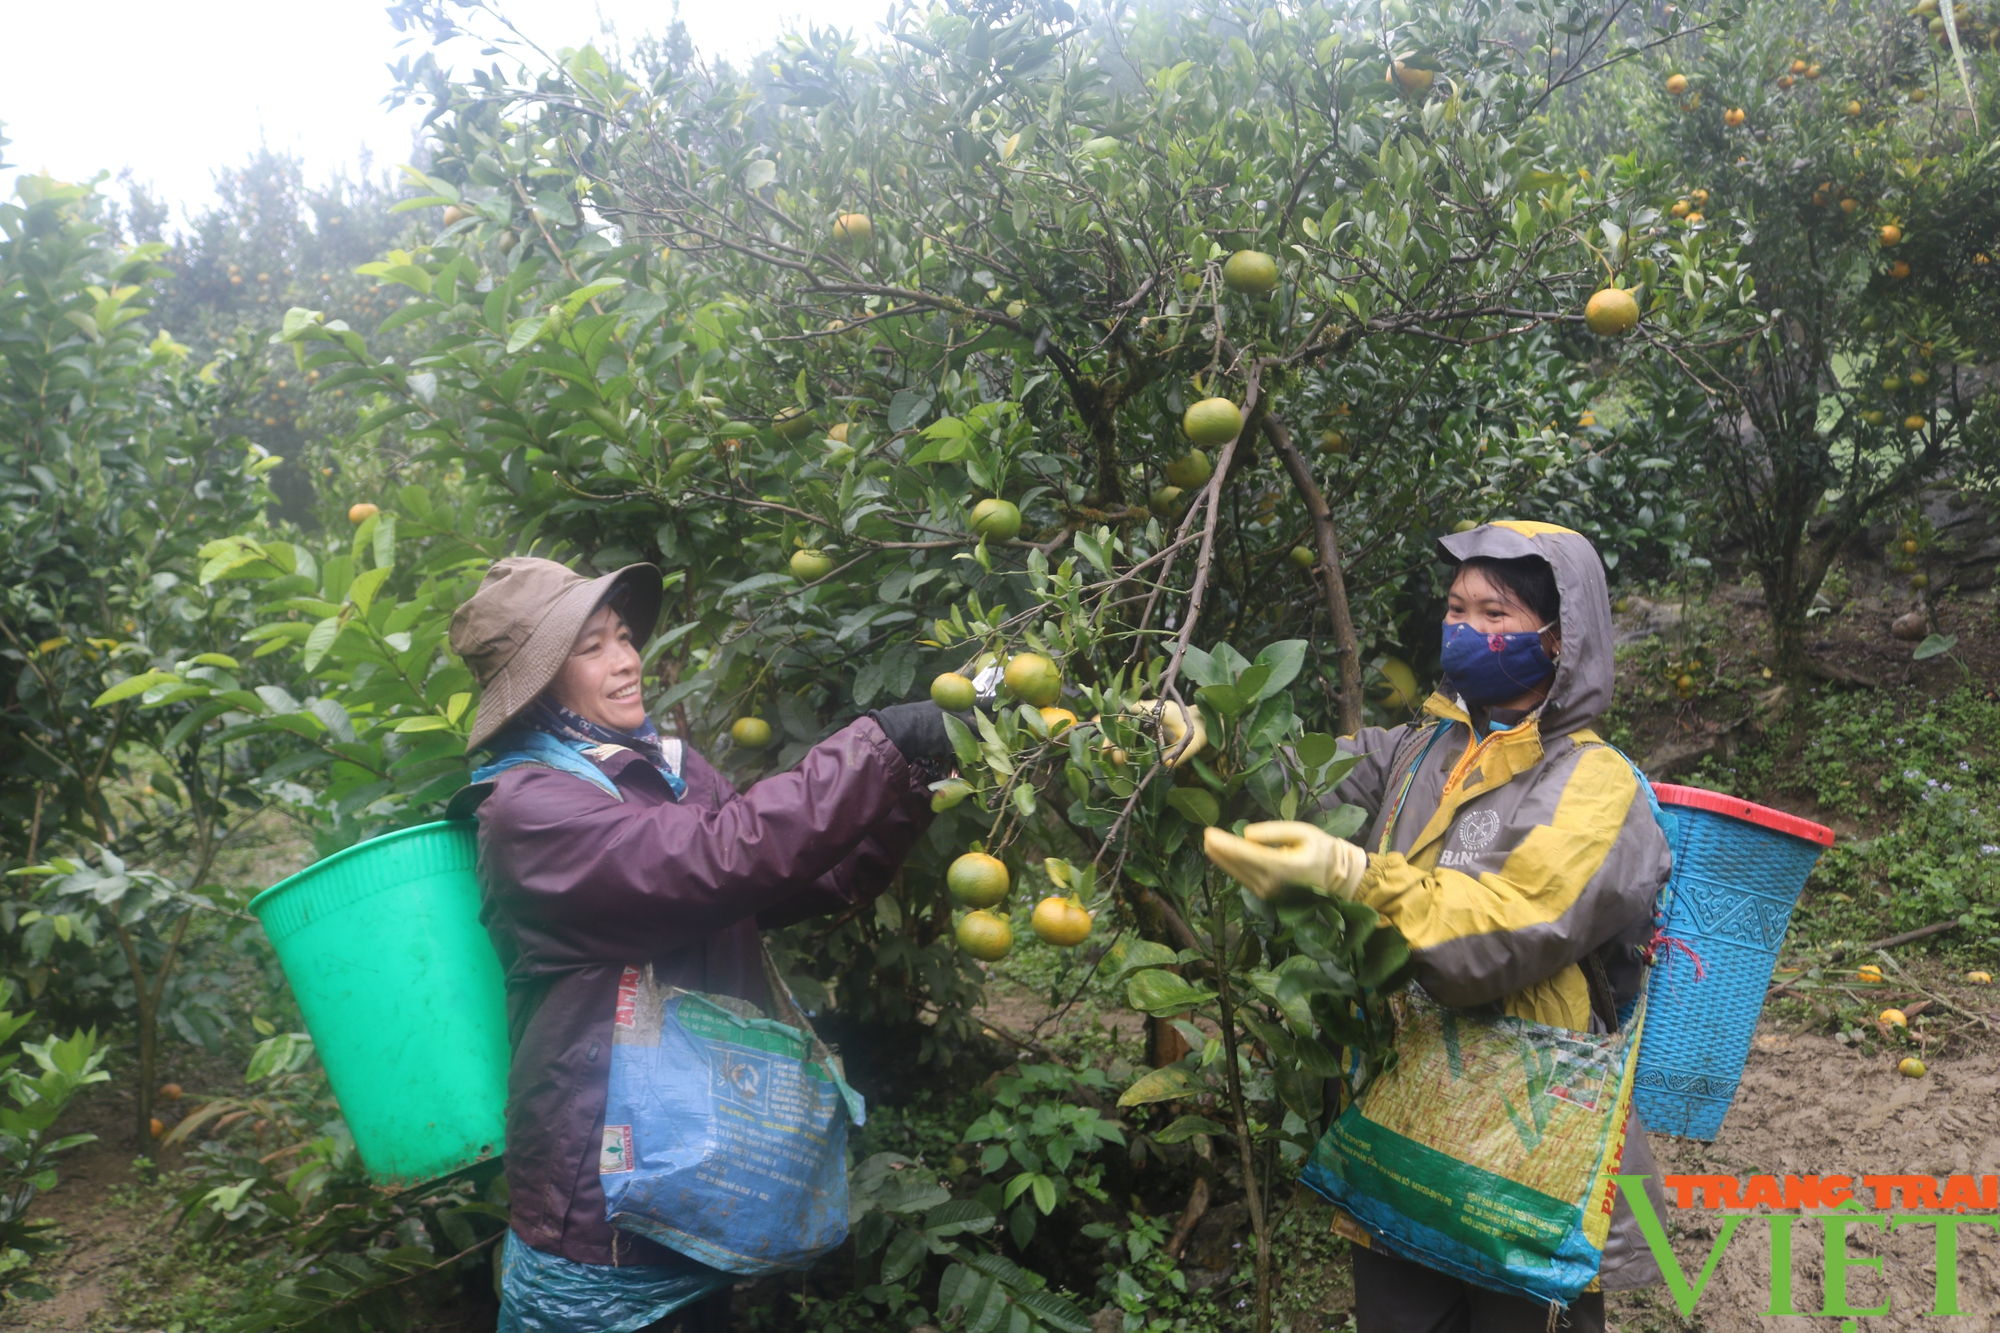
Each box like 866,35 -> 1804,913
1149,485 -> 1187,517
931,672 -> 976,711
1003,653 -> 1062,707
1221,250 -> 1279,295
1182,397 -> 1242,448
956,909 -> 1014,961
789,549 -> 835,581
773,406 -> 816,440
970,498 -> 1023,542
1164,449 -> 1212,489
947,853 -> 1010,908
1288,546 -> 1315,569
731,717 -> 774,749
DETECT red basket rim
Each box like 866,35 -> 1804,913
1652,783 -> 1835,847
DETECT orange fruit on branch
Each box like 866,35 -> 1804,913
948,852 -> 1011,908
1584,287 -> 1641,336
730,717 -> 774,749
1003,653 -> 1062,707
956,909 -> 1014,961
931,672 -> 976,711
1030,895 -> 1093,947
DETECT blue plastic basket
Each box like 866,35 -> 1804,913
1631,785 -> 1834,1141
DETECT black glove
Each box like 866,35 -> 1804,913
869,701 -> 954,762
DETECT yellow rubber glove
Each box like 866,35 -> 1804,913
1126,699 -> 1207,768
1202,821 -> 1368,902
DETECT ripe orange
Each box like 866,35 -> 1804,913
1839,197 -> 1859,214
1806,64 -> 1821,79
347,502 -> 379,524
833,212 -> 873,245
1691,189 -> 1709,205
1845,99 -> 1863,116
1899,1056 -> 1927,1078
1038,706 -> 1078,735
1003,653 -> 1062,707
160,1083 -> 183,1102
1388,61 -> 1436,95
1790,59 -> 1808,74
1671,200 -> 1691,218
1880,223 -> 1903,247
947,852 -> 1010,908
826,422 -> 850,444
1902,538 -> 1919,555
1967,971 -> 1993,985
1030,895 -> 1093,947
1880,1008 -> 1908,1027
970,498 -> 1023,541
1724,107 -> 1746,127
1685,211 -> 1705,225
1778,75 -> 1794,89
1665,74 -> 1688,95
730,717 -> 774,749
931,672 -> 976,711
1905,414 -> 1926,431
150,1117 -> 166,1139
956,909 -> 1014,961
1584,287 -> 1641,336
1890,261 -> 1911,280
1857,964 -> 1884,983
1908,369 -> 1929,386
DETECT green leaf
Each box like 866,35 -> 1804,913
1117,1065 -> 1204,1107
1104,938 -> 1178,979
1913,633 -> 1957,661
1125,970 -> 1215,1017
1194,683 -> 1245,717
1252,640 -> 1307,698
1150,1113 -> 1230,1144
92,671 -> 179,707
1165,788 -> 1219,827
302,617 -> 342,671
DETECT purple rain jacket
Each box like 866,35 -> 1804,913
468,717 -> 932,1266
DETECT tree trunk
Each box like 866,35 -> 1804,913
1268,417 -> 1363,733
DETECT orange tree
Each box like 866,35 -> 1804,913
1567,0 -> 2000,676
112,1 -> 1758,1326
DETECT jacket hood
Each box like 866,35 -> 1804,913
1437,521 -> 1613,739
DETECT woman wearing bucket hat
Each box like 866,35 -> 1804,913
446,556 -> 954,1333
1203,522 -> 1672,1333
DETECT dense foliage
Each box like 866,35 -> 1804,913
0,0 -> 1994,1329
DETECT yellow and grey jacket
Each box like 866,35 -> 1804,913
1334,520 -> 1671,1290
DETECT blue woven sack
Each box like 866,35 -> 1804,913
600,956 -> 866,1275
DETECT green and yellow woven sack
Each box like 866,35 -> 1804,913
1301,995 -> 1643,1307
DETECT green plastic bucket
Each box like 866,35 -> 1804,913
250,821 -> 509,1186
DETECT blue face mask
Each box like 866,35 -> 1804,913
1439,619 -> 1558,707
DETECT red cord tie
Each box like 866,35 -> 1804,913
1646,929 -> 1707,980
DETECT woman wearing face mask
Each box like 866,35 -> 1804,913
1205,522 -> 1671,1333
446,556 -> 953,1333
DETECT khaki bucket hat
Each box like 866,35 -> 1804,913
449,557 -> 663,751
